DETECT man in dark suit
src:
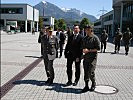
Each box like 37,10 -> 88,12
59,30 -> 66,58
38,27 -> 47,56
64,25 -> 83,86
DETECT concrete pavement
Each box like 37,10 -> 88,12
1,32 -> 133,100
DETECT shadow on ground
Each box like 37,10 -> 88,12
13,80 -> 82,94
98,51 -> 126,55
13,80 -> 46,86
25,56 -> 42,58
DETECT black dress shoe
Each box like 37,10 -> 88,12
45,78 -> 50,84
73,82 -> 78,86
48,80 -> 53,85
73,80 -> 78,86
66,81 -> 72,86
81,86 -> 89,93
125,52 -> 128,55
89,86 -> 95,91
89,82 -> 96,91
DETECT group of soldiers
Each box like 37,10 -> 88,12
38,25 -> 100,93
100,27 -> 133,55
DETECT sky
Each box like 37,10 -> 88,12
1,0 -> 113,18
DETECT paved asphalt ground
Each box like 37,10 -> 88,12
1,31 -> 133,100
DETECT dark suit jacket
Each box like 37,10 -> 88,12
56,32 -> 66,44
64,33 -> 83,59
59,32 -> 66,44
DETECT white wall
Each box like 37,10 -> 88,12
52,17 -> 54,26
27,5 -> 33,20
34,8 -> 39,22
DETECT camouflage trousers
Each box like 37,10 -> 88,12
83,58 -> 97,82
124,42 -> 130,53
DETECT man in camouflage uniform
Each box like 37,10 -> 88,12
113,28 -> 123,53
100,29 -> 108,53
81,25 -> 100,93
123,28 -> 133,55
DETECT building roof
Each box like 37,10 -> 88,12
1,3 -> 33,8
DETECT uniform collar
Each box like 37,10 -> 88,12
87,33 -> 94,37
73,32 -> 79,36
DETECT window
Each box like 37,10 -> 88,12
0,8 -> 23,14
94,21 -> 101,26
103,14 -> 113,22
43,18 -> 49,22
123,3 -> 133,18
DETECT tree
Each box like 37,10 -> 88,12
58,19 -> 67,30
74,21 -> 80,25
54,19 -> 58,31
39,17 -> 43,30
80,18 -> 90,30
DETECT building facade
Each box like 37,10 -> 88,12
94,0 -> 133,36
113,0 -> 133,33
94,10 -> 113,36
40,16 -> 55,29
0,4 -> 39,32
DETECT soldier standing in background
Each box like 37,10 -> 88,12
59,29 -> 66,58
100,29 -> 108,53
81,25 -> 100,93
38,27 -> 47,56
113,28 -> 123,53
56,29 -> 60,58
123,28 -> 133,55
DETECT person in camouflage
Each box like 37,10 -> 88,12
123,28 -> 133,55
100,29 -> 108,53
81,25 -> 100,93
113,28 -> 123,53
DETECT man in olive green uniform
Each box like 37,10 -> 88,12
100,29 -> 108,53
123,28 -> 132,55
41,27 -> 59,85
81,25 -> 100,93
113,28 -> 123,53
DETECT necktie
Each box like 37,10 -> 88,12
74,35 -> 77,40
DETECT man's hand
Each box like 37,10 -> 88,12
83,48 -> 89,54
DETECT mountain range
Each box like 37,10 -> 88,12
34,1 -> 97,22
